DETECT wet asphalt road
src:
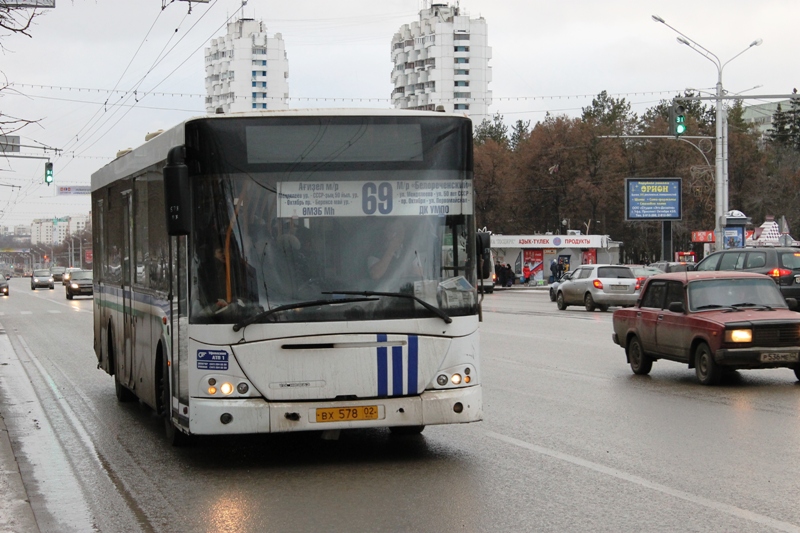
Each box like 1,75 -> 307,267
1,279 -> 799,533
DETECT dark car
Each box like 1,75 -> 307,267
62,267 -> 82,285
65,270 -> 93,299
50,266 -> 66,282
612,271 -> 800,385
694,247 -> 800,299
31,269 -> 54,290
0,277 -> 8,296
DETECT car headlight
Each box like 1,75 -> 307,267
71,283 -> 79,289
725,329 -> 752,343
33,278 -> 39,282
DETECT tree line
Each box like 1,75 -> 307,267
472,91 -> 800,262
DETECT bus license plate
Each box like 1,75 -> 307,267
760,352 -> 799,363
316,405 -> 379,423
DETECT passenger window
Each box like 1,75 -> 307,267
780,252 -> 800,270
577,269 -> 592,279
745,252 -> 766,269
641,281 -> 666,308
718,252 -> 743,270
664,281 -> 685,309
696,254 -> 720,271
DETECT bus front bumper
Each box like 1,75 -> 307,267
187,386 -> 482,435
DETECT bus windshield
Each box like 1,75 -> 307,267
186,115 -> 476,325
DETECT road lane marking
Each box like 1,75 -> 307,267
20,311 -> 32,315
47,310 -> 61,314
484,430 -> 800,532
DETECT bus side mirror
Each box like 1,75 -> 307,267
163,146 -> 191,236
477,232 -> 491,279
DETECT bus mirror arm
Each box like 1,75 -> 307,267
163,145 -> 192,236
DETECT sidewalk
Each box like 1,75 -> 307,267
0,411 -> 38,533
0,324 -> 39,533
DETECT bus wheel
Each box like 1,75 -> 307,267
160,356 -> 190,447
389,425 -> 425,435
110,330 -> 136,403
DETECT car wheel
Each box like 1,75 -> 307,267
556,292 -> 567,310
49,285 -> 54,290
31,285 -> 35,291
627,335 -> 653,375
549,288 -> 556,302
584,293 -> 596,312
66,292 -> 73,300
599,305 -> 609,312
695,342 -> 721,385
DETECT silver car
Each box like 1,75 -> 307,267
556,264 -> 639,312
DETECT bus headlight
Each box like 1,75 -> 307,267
725,329 -> 752,343
451,374 -> 462,385
220,382 -> 234,395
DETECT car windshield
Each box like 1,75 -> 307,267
597,266 -> 634,279
71,271 -> 93,280
33,270 -> 50,276
51,267 -> 65,273
688,278 -> 788,311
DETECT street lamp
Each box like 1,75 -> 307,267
652,15 -> 761,251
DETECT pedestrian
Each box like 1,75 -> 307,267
557,259 -> 564,281
496,261 -> 507,288
521,263 -> 531,284
505,264 -> 515,287
549,259 -> 558,284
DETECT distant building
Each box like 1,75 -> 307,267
205,18 -> 290,114
391,3 -> 492,123
742,99 -> 792,137
30,215 -> 89,245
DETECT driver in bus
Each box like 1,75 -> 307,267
367,218 -> 423,282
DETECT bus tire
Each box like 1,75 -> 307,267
389,425 -> 425,435
160,352 -> 190,447
110,327 -> 136,403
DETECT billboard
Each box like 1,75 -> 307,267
625,178 -> 682,221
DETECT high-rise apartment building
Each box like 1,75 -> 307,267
390,3 -> 491,123
205,18 -> 290,114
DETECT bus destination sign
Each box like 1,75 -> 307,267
277,180 -> 473,218
625,178 -> 681,221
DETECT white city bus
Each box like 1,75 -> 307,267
91,109 -> 488,444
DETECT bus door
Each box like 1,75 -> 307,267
120,190 -> 135,388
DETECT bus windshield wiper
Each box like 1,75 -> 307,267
232,297 -> 379,332
323,290 -> 452,324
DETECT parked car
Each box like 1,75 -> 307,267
549,271 -> 573,302
62,267 -> 82,285
694,246 -> 800,300
0,277 -> 8,296
31,269 -> 54,290
50,266 -> 66,282
612,271 -> 800,385
650,261 -> 694,273
65,269 -> 93,299
555,264 -> 640,312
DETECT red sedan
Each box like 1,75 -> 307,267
612,271 -> 800,385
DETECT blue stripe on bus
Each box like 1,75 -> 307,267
407,335 -> 418,395
377,334 -> 388,397
392,345 -> 403,396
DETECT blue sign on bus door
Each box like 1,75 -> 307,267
197,350 -> 229,371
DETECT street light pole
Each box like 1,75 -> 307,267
652,15 -> 761,251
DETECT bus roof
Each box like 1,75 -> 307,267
90,109 -> 471,192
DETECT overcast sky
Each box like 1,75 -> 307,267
0,0 -> 796,227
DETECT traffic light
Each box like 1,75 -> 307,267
669,104 -> 687,137
44,162 -> 54,185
